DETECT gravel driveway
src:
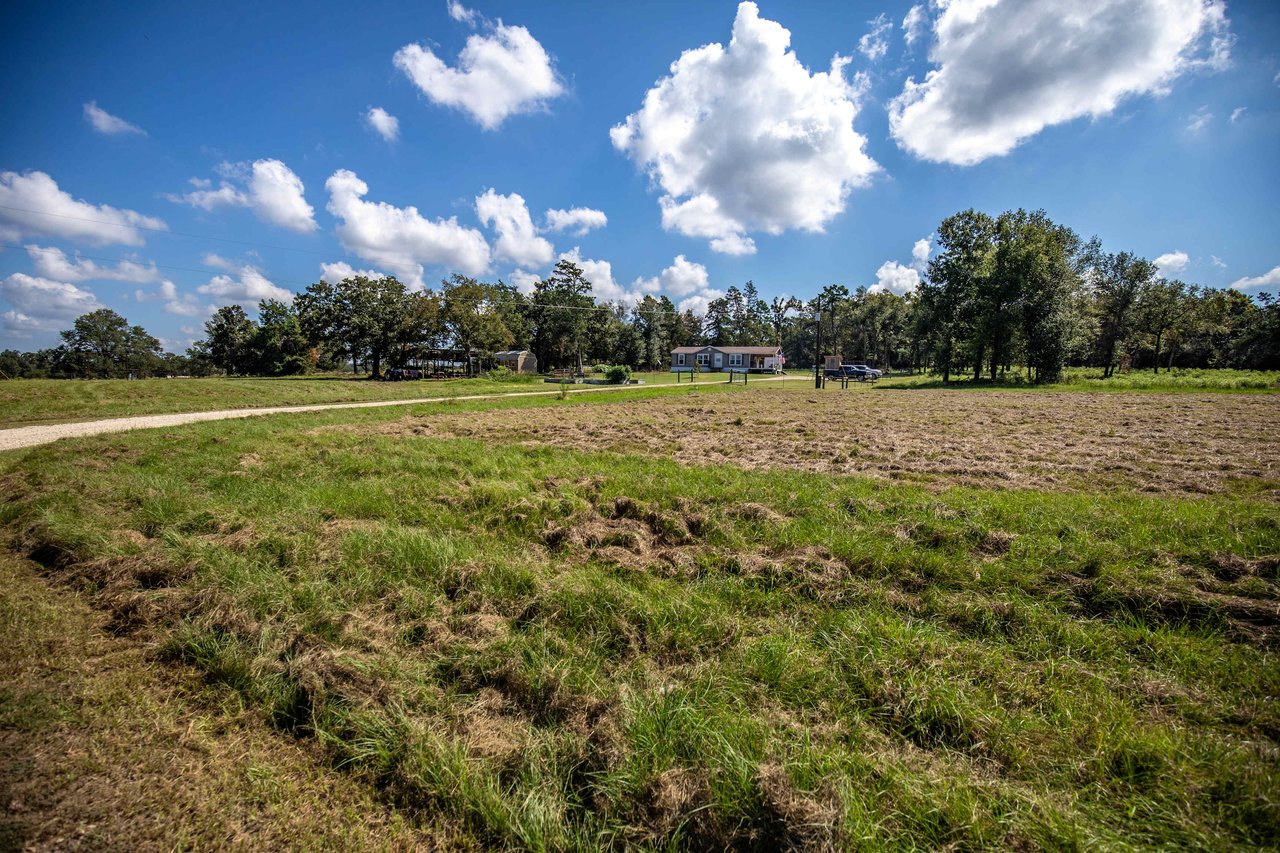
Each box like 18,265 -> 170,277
0,376 -> 806,452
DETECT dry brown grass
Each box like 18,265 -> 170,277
363,387 -> 1280,498
0,554 -> 451,852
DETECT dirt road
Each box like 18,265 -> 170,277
0,375 -> 807,452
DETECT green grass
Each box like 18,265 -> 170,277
877,367 -> 1280,393
2,385 -> 1276,850
0,369 -> 781,428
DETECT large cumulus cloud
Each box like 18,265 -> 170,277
611,2 -> 878,255
889,0 -> 1231,165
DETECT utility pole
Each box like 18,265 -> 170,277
814,305 -> 823,390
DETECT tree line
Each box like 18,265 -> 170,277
196,260 -> 708,377
3,208 -> 1277,381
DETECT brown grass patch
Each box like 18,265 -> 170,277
362,388 -> 1280,497
0,554 -> 439,850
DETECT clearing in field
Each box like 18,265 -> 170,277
355,387 -> 1280,498
2,382 -> 1278,850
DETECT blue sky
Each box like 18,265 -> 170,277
1,0 -> 1277,352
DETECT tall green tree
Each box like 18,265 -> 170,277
1087,247 -> 1157,378
295,276 -> 415,376
1136,279 -> 1198,374
531,260 -> 593,370
202,305 -> 258,375
345,276 -> 413,377
252,299 -> 310,375
443,275 -> 514,371
993,209 -> 1080,383
922,209 -> 996,383
59,309 -> 163,378
631,295 -> 677,370
295,280 -> 357,371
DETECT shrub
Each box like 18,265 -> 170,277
604,364 -> 632,384
487,365 -> 515,382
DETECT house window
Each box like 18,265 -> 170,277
729,353 -> 743,367
696,353 -> 709,365
677,353 -> 686,366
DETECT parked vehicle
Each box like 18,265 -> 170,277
848,363 -> 882,380
825,364 -> 881,381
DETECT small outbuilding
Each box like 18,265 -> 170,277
494,350 -> 538,374
671,345 -> 785,373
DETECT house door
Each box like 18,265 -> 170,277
714,353 -> 723,368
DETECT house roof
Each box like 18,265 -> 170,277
493,350 -> 532,357
671,345 -> 781,355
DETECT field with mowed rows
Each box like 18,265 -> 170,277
2,380 -> 1277,850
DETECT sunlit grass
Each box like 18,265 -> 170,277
0,369 -> 771,427
878,367 -> 1280,393
3,387 -> 1276,849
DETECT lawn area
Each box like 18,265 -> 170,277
0,370 -> 751,428
2,382 -> 1277,849
876,367 -> 1280,393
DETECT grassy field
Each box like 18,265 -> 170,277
0,367 -> 1272,431
2,382 -> 1278,849
0,370 -> 738,428
876,367 -> 1280,393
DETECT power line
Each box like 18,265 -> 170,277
0,203 -> 337,258
6,242 -> 320,290
0,241 -> 701,319
0,205 -> 821,320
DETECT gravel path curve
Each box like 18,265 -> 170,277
0,375 -> 807,452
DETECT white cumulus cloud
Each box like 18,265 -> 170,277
870,261 -> 921,296
171,159 -> 316,233
1230,266 -> 1280,292
558,247 -> 631,304
544,207 -> 607,236
635,254 -> 709,298
889,0 -> 1232,166
319,261 -> 388,284
83,101 -> 146,136
366,107 -> 400,141
677,290 -> 727,317
902,5 -> 928,48
1154,250 -> 1190,275
534,251 -> 723,312
1,273 -> 104,334
475,189 -> 554,268
25,245 -> 161,283
709,235 -> 758,256
394,18 -> 564,129
136,280 -> 206,317
507,269 -> 540,295
859,14 -> 893,62
0,170 -> 166,246
633,254 -> 724,314
197,264 -> 292,308
870,236 -> 933,295
325,169 -> 491,289
911,236 -> 931,272
611,2 -> 878,254
447,1 -> 477,25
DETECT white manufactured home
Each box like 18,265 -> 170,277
670,345 -> 785,373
